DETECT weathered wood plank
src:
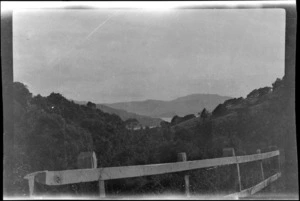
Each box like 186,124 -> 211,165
25,150 -> 279,186
236,151 -> 279,164
224,172 -> 281,199
178,152 -> 190,197
23,171 -> 48,197
99,180 -> 105,198
257,149 -> 265,181
223,148 -> 242,191
27,177 -> 35,197
40,158 -> 237,185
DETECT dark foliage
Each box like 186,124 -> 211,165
272,78 -> 284,91
200,108 -> 209,120
87,101 -> 97,109
124,118 -> 139,130
246,87 -> 272,99
11,76 -> 296,196
223,97 -> 244,106
212,103 -> 226,116
160,121 -> 171,129
170,114 -> 196,126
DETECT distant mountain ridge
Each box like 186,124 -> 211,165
104,94 -> 232,118
73,100 -> 162,127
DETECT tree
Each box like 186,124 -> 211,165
212,104 -> 226,116
87,101 -> 96,109
13,82 -> 32,108
200,108 -> 209,120
224,97 -> 244,106
160,121 -> 171,128
125,118 -> 139,130
247,87 -> 272,99
258,87 -> 272,96
171,115 -> 180,125
272,78 -> 284,91
182,114 -> 196,122
247,89 -> 259,99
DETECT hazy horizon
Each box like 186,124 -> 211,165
75,92 -> 233,105
13,8 -> 285,103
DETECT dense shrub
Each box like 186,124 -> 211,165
212,104 -> 227,116
170,114 -> 196,125
246,87 -> 272,99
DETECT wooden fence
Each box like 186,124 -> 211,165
24,148 -> 281,199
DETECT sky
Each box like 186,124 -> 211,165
13,8 -> 285,103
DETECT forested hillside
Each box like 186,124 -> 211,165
168,77 -> 297,192
11,76 -> 297,196
74,100 -> 162,127
13,82 -> 128,194
172,77 -> 295,156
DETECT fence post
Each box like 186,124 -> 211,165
77,152 -> 97,169
77,152 -> 101,197
268,146 -> 277,192
268,146 -> 279,175
223,148 -> 242,192
257,149 -> 265,181
27,176 -> 35,197
278,150 -> 281,173
177,152 -> 190,197
99,180 -> 106,198
278,149 -> 284,173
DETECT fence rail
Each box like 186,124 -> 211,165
225,172 -> 281,199
24,149 -> 281,199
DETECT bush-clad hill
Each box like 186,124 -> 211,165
74,100 -> 162,127
12,83 -> 133,195
12,82 -> 210,196
172,78 -> 293,154
170,77 -> 297,192
10,76 -> 297,196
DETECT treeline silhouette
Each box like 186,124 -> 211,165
10,76 -> 296,196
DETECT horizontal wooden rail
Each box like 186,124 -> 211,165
224,172 -> 281,199
25,150 -> 279,186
